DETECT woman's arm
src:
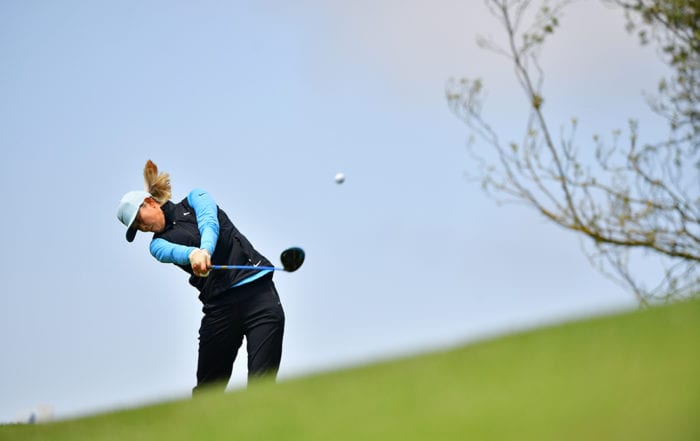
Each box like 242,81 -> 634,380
150,238 -> 196,265
150,238 -> 210,277
187,188 -> 220,255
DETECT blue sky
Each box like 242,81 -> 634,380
0,0 -> 666,422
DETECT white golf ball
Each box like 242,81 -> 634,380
334,172 -> 345,184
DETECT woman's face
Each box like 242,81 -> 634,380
133,198 -> 165,233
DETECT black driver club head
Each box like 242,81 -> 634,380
280,247 -> 305,272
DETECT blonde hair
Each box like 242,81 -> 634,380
143,159 -> 172,205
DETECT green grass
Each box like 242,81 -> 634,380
3,299 -> 699,441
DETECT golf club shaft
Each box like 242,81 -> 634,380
209,247 -> 304,273
209,265 -> 286,271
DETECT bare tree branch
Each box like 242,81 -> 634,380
447,0 -> 699,304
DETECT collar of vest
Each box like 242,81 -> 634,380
161,200 -> 176,226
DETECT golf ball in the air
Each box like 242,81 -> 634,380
334,172 -> 345,184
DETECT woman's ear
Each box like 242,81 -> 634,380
144,197 -> 158,208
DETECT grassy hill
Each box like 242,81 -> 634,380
3,299 -> 699,441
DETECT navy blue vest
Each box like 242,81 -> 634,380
153,198 -> 273,304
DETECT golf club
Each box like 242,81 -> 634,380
209,247 -> 305,272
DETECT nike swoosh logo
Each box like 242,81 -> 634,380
183,212 -> 191,216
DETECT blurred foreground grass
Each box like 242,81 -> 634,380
2,299 -> 699,441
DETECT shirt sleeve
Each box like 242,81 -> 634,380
150,238 -> 196,265
187,188 -> 220,255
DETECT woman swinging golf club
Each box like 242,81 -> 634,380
116,160 -> 289,393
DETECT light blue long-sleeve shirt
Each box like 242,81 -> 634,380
149,188 -> 219,265
148,188 -> 271,287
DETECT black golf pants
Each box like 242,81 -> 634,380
193,278 -> 285,393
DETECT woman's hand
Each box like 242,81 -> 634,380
189,249 -> 211,277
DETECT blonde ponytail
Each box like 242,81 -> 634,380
143,160 -> 172,205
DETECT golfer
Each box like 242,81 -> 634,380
116,160 -> 285,393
